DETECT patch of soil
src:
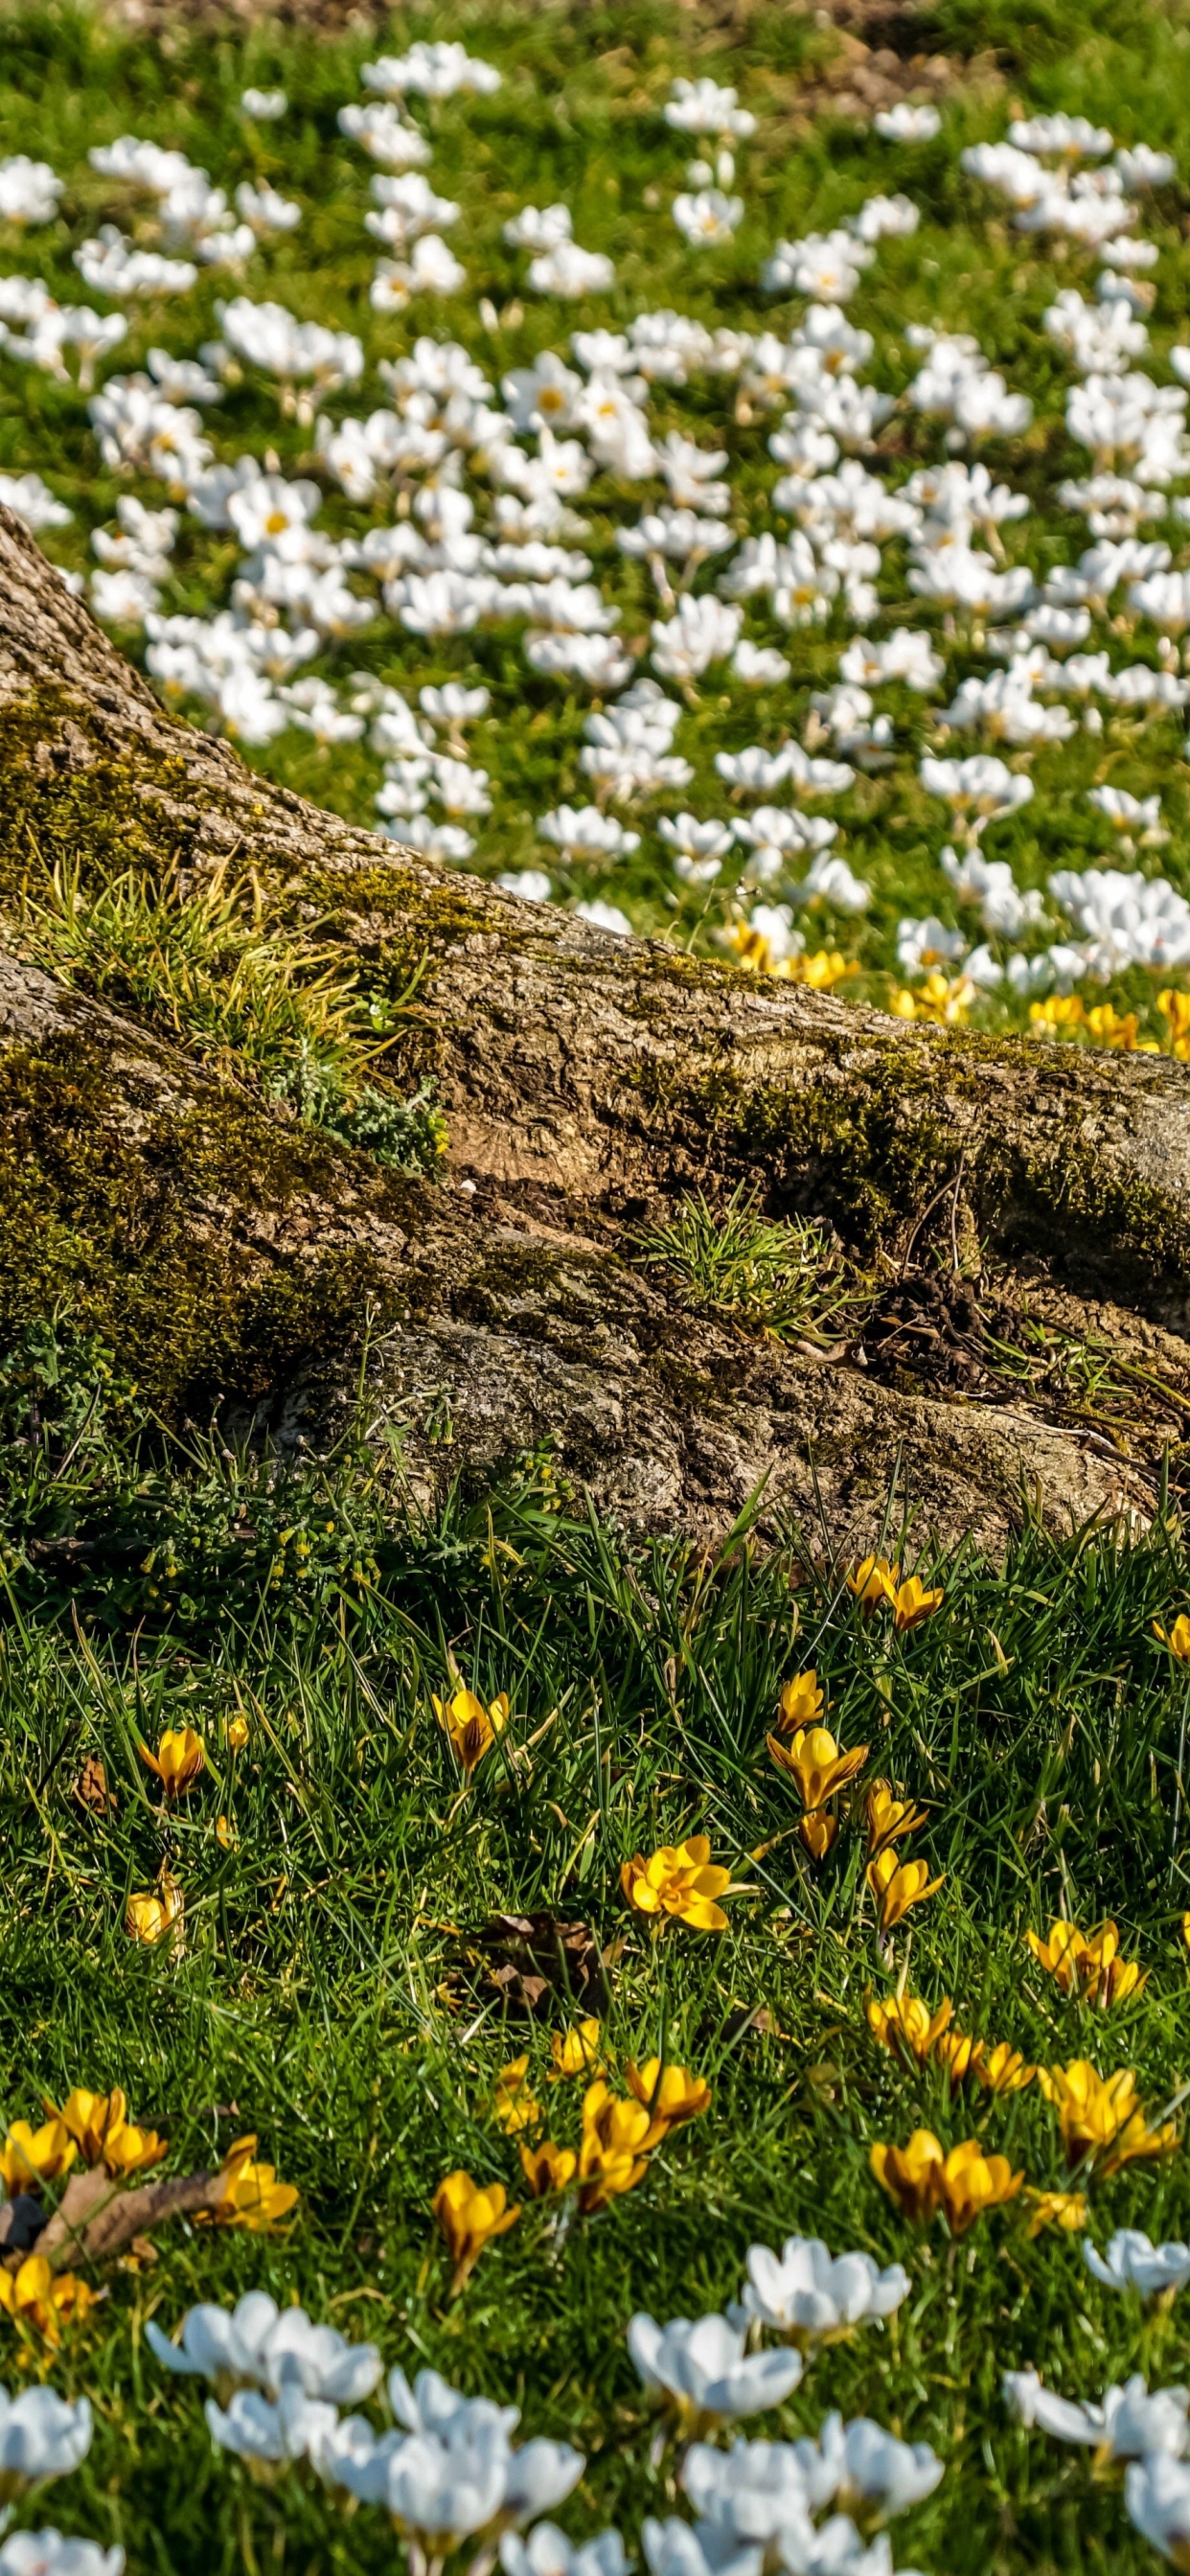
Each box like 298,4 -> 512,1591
791,24 -> 1001,123
852,1265 -> 1190,1491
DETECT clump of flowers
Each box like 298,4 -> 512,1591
1025,1920 -> 1147,2008
0,2258 -> 100,2353
871,2130 -> 1023,2234
1039,2061 -> 1178,2176
865,1994 -> 1035,2092
847,1558 -> 944,1629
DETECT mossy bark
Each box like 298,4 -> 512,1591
1,499 -> 1187,1550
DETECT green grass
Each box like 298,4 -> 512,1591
6,0 -> 1190,1040
0,1317 -> 1188,2570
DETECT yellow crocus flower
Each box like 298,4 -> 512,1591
893,1576 -> 945,1633
43,2086 -> 168,2180
1155,1613 -> 1190,1660
620,1838 -> 732,1932
868,1848 -> 945,1935
1039,2059 -> 1178,2176
864,1781 -> 929,1858
576,2081 -> 655,2211
869,2128 -> 944,2224
866,1992 -> 953,2065
932,2028 -> 982,2083
1158,990 -> 1190,1058
519,2140 -> 578,2197
225,1714 -> 250,1752
492,2057 -> 542,2137
433,2169 -> 519,2291
1025,1920 -> 1145,2008
625,2058 -> 711,2131
0,2257 -> 99,2349
432,1689 -> 510,1780
973,2042 -> 1036,2096
126,1874 -> 183,1947
1024,2189 -> 1087,2239
0,2118 -> 77,2196
549,2019 -> 606,2082
203,2134 -> 298,2232
137,1727 -> 206,1799
767,1725 -> 868,1813
773,1671 -> 824,1735
848,1555 -> 900,1613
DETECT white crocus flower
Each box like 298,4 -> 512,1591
0,2389 -> 92,2500
812,2414 -> 945,2520
643,2518 -> 762,2576
240,88 -> 287,119
360,40 -> 500,98
0,472 -> 72,531
651,595 -> 742,679
658,814 -> 736,864
673,191 -> 744,246
1126,2454 -> 1190,2566
732,642 -> 791,685
874,103 -> 941,140
235,182 -> 301,234
337,104 -> 430,166
538,805 -> 640,860
0,2539 -> 125,2576
1086,2231 -> 1190,2299
528,242 -> 616,297
0,155 -> 64,225
683,2433 -> 835,2533
497,869 -> 553,902
792,855 -> 870,913
629,2314 -> 803,2430
664,78 -> 756,139
501,2530 -> 629,2576
205,2384 -> 340,2469
1005,2369 -> 1190,2459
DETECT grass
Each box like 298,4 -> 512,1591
0,1315 -> 1187,2571
16,853 -> 448,1169
5,0 -> 1190,1040
630,1184 -> 849,1341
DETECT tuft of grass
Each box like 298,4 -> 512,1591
633,1182 -> 850,1340
15,854 -> 447,1172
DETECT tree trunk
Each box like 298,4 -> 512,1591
1,498 -> 1187,1552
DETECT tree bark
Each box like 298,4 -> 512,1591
1,497 -> 1187,1552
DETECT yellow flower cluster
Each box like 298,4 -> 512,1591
866,1995 -> 1035,2095
435,2023 -> 712,2291
763,1657 -> 943,1939
1025,1919 -> 1147,2010
872,2130 -> 1023,2235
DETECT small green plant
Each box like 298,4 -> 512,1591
632,1184 -> 848,1342
15,855 -> 446,1175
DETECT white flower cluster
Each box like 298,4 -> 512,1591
1005,2357 -> 1190,2563
0,2382 -> 118,2576
4,71 -> 1190,1015
145,2243 -> 925,2576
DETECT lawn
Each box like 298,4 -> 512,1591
0,1314 -> 1188,2576
6,1 -> 1190,2571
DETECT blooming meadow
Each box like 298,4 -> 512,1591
8,2 -> 1190,2572
6,0 -> 1190,1038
